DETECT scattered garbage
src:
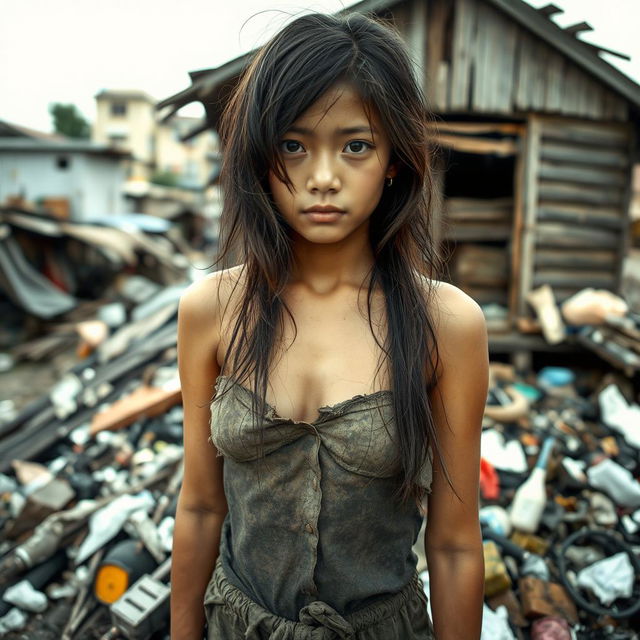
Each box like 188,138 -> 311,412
0,257 -> 639,638
561,289 -> 629,326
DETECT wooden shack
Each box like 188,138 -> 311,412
158,0 -> 640,352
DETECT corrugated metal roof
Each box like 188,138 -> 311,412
0,137 -> 131,158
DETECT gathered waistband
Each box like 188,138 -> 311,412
205,556 -> 426,639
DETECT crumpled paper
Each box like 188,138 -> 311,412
3,579 -> 48,612
74,490 -> 154,564
577,552 -> 634,606
481,604 -> 515,640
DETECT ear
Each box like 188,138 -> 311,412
386,162 -> 398,179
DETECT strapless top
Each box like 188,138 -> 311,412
209,374 -> 433,621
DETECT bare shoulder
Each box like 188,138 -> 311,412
178,264 -> 246,324
421,279 -> 488,376
430,281 -> 486,333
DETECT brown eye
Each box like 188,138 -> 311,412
345,140 -> 372,154
281,140 -> 304,153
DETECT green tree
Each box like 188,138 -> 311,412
49,103 -> 91,139
150,170 -> 179,187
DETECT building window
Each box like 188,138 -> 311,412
56,156 -> 70,170
109,133 -> 128,145
111,102 -> 127,116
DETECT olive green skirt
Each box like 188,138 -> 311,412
204,556 -> 435,639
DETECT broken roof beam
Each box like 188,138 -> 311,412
581,41 -> 631,62
536,3 -> 563,19
564,21 -> 594,37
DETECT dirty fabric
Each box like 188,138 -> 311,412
205,555 -> 435,639
208,374 -> 434,628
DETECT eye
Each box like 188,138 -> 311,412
280,140 -> 304,154
344,140 -> 373,154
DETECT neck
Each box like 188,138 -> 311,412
288,227 -> 375,295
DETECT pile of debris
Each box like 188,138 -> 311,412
0,280 -> 185,639
0,280 -> 639,639
0,204 -> 194,420
524,260 -> 640,379
0,205 -> 188,329
472,363 -> 640,639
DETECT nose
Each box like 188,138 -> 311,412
306,151 -> 340,193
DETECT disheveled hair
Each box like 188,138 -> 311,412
212,11 -> 449,505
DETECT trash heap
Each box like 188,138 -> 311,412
0,281 -> 639,639
0,203 -> 192,424
0,280 -> 186,639
469,362 -> 640,640
0,204 -> 188,337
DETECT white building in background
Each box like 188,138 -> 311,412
0,120 -> 129,220
93,89 -> 217,188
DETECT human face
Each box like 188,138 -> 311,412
268,82 -> 396,244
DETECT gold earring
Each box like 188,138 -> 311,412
386,177 -> 393,187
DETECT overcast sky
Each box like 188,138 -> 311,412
1,0 -> 639,133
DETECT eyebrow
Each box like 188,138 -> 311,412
287,125 -> 378,136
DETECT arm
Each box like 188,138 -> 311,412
425,284 -> 488,640
170,275 -> 228,640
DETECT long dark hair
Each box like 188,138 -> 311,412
213,11 -> 448,505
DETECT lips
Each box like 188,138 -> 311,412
303,205 -> 345,213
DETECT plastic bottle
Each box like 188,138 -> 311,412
509,436 -> 555,533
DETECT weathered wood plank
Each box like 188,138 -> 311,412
537,161 -> 626,187
537,180 -> 625,206
428,121 -> 523,135
404,0 -> 428,90
575,68 -> 590,118
450,0 -> 477,110
615,136 -> 634,292
532,270 -> 617,289
544,50 -> 565,113
452,245 -> 509,286
431,152 -> 446,249
435,60 -> 450,110
518,115 -> 541,315
443,224 -> 511,241
446,197 -> 513,221
471,1 -> 489,110
562,64 -> 582,116
534,222 -> 620,248
434,133 -> 518,155
539,141 -> 628,168
509,123 -> 526,327
537,204 -> 624,230
584,75 -> 602,120
534,248 -> 617,268
427,0 -> 450,111
494,13 -> 518,113
540,119 -> 628,147
531,38 -> 549,112
515,32 -> 534,111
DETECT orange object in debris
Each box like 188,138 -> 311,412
90,384 -> 182,436
94,539 -> 157,604
95,563 -> 130,604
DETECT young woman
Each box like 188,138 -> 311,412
172,11 -> 488,640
